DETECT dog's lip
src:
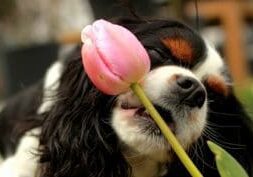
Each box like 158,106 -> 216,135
120,101 -> 141,110
120,101 -> 175,132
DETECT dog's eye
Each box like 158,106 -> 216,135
148,48 -> 172,68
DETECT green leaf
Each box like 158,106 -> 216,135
207,141 -> 249,177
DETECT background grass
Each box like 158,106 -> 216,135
236,80 -> 253,131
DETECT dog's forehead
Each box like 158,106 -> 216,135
134,20 -> 206,68
132,19 -> 230,95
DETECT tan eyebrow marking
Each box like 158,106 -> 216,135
162,37 -> 194,63
205,75 -> 229,96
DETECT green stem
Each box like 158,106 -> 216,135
130,83 -> 203,177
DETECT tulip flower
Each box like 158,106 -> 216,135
81,19 -> 150,95
81,19 -> 203,177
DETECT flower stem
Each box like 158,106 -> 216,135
130,83 -> 203,177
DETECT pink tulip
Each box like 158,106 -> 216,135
81,19 -> 150,95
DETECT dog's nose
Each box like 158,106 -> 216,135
176,76 -> 206,108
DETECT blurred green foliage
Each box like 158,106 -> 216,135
237,83 -> 253,115
236,81 -> 253,131
208,141 -> 249,177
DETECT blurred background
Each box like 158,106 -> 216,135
0,0 -> 253,121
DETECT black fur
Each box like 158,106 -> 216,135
0,18 -> 252,177
0,82 -> 43,157
39,56 -> 130,177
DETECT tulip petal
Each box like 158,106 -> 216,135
81,39 -> 129,95
92,20 -> 150,84
81,24 -> 98,44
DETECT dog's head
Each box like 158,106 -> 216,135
111,18 -> 230,158
40,18 -> 251,177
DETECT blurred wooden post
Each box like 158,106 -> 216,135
185,1 -> 253,85
57,32 -> 81,44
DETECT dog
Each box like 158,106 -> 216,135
0,18 -> 252,177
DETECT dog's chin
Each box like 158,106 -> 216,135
112,106 -> 169,156
111,93 -> 207,158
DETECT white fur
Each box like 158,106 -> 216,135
113,108 -> 169,155
37,61 -> 63,114
201,27 -> 224,47
144,66 -> 200,103
0,128 -> 40,177
193,42 -> 227,82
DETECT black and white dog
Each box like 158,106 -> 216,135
0,18 -> 252,177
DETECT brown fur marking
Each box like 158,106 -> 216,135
162,37 -> 194,63
206,75 -> 229,96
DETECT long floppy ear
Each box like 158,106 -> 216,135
39,48 -> 130,177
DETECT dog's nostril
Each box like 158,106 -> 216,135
176,76 -> 195,90
183,88 -> 206,108
193,89 -> 206,108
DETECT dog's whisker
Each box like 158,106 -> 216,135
191,137 -> 216,170
206,121 -> 241,128
208,110 -> 240,117
203,125 -> 246,149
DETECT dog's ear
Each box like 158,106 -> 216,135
39,52 -> 130,177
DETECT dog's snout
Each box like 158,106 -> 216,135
176,76 -> 206,108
